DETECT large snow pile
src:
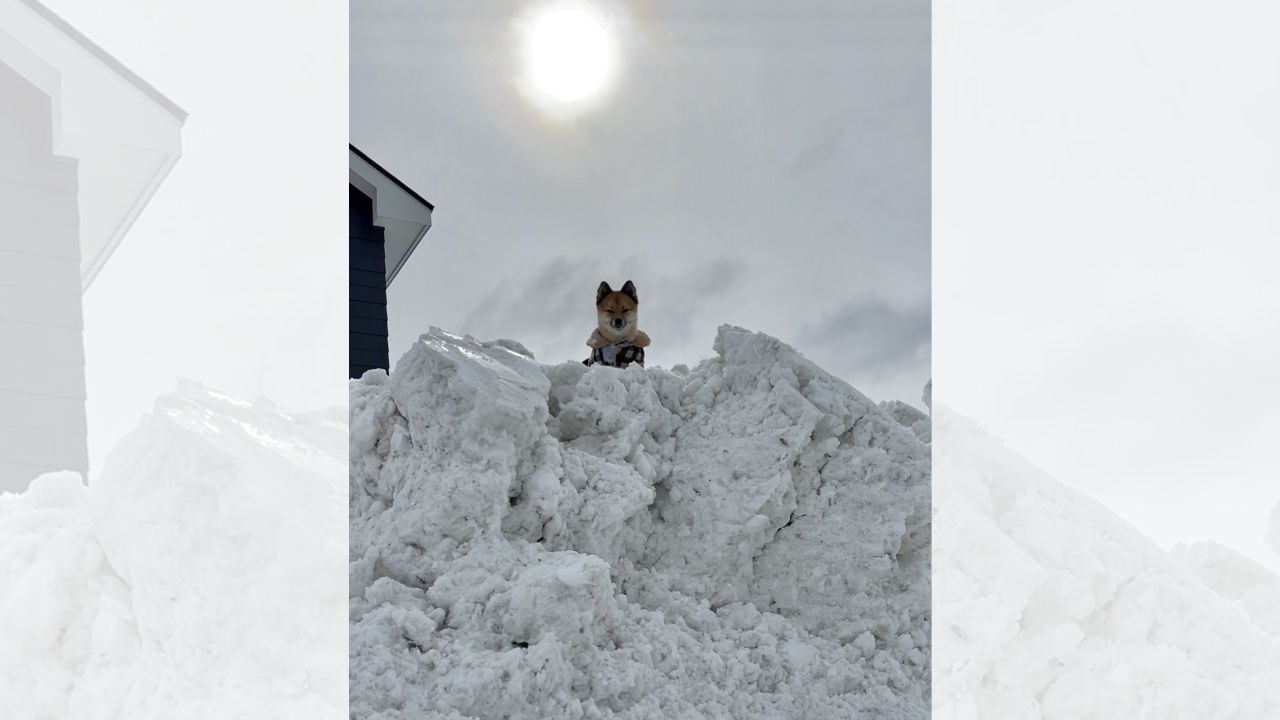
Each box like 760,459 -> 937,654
933,408 -> 1280,719
0,382 -> 346,719
350,326 -> 931,719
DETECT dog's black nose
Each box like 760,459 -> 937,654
612,318 -> 625,329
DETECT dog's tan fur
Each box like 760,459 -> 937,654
588,280 -> 650,349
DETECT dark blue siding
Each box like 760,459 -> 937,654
349,185 -> 389,378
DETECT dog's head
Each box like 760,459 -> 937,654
596,280 -> 639,340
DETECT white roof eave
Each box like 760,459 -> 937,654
1,0 -> 185,290
349,148 -> 433,288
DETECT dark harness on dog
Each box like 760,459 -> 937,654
584,342 -> 645,369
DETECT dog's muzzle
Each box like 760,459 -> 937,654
611,318 -> 626,330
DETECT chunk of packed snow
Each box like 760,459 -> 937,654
350,326 -> 931,719
880,399 -> 931,443
0,382 -> 346,719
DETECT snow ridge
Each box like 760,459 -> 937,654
349,325 -> 931,719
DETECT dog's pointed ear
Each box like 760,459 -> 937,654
596,281 -> 613,305
620,280 -> 638,303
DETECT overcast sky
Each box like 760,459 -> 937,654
352,0 -> 930,407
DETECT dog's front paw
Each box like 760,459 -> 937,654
632,330 -> 651,348
587,329 -> 609,349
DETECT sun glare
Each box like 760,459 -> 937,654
513,0 -> 621,120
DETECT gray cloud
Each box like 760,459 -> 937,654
463,256 -> 592,344
798,297 -> 930,383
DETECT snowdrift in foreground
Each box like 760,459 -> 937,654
350,326 -> 931,719
933,408 -> 1280,720
0,383 -> 346,719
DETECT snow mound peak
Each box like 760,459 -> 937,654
350,326 -> 931,719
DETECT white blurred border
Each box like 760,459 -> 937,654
935,0 -> 1280,716
1,1 -> 347,717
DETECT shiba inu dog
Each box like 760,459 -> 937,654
585,280 -> 650,368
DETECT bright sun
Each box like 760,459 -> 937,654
513,0 -> 620,120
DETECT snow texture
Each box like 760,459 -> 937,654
879,400 -> 930,443
1173,542 -> 1280,637
934,407 -> 1280,720
0,382 -> 346,719
350,326 -> 931,719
